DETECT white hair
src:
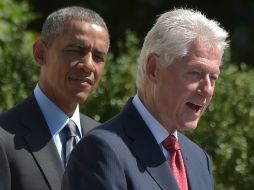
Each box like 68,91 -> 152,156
136,8 -> 229,89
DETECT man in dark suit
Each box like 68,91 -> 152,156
0,6 -> 109,190
63,8 -> 228,190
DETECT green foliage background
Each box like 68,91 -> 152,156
0,0 -> 38,113
1,1 -> 254,189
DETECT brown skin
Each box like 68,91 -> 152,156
139,40 -> 221,133
33,20 -> 109,116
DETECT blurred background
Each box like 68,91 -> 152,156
1,0 -> 254,189
29,0 -> 254,65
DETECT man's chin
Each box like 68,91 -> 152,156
180,121 -> 199,131
74,92 -> 91,103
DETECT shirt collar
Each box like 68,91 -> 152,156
34,84 -> 82,137
132,95 -> 177,144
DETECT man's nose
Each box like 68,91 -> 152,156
78,53 -> 95,73
197,76 -> 213,97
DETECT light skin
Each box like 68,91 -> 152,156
33,20 -> 109,116
139,40 -> 221,133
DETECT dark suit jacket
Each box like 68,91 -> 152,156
63,99 -> 214,190
0,94 -> 99,190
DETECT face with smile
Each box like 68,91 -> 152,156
146,40 -> 221,133
33,20 -> 109,116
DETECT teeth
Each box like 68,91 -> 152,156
187,103 -> 201,112
195,105 -> 200,111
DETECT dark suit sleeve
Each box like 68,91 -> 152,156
62,134 -> 127,190
0,136 -> 11,190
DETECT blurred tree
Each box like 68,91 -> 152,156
24,0 -> 254,66
0,0 -> 38,113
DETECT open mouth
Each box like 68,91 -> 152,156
186,102 -> 201,112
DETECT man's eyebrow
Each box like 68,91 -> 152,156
66,43 -> 89,49
66,43 -> 107,56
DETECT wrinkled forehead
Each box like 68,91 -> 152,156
187,40 -> 222,61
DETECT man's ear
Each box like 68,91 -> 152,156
33,40 -> 47,66
145,53 -> 159,84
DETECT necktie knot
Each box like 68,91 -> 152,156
65,120 -> 79,138
162,135 -> 180,152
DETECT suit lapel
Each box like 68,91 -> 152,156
79,114 -> 100,136
22,95 -> 64,190
122,100 -> 179,190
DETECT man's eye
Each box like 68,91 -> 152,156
93,54 -> 105,62
68,49 -> 83,54
210,75 -> 218,81
189,71 -> 201,77
64,49 -> 85,59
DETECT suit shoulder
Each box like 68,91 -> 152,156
179,133 -> 201,148
178,133 -> 210,157
90,112 -> 123,132
79,113 -> 101,134
77,121 -> 128,164
0,96 -> 34,140
0,104 -> 21,124
0,96 -> 34,123
80,114 -> 100,125
85,115 -> 127,149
